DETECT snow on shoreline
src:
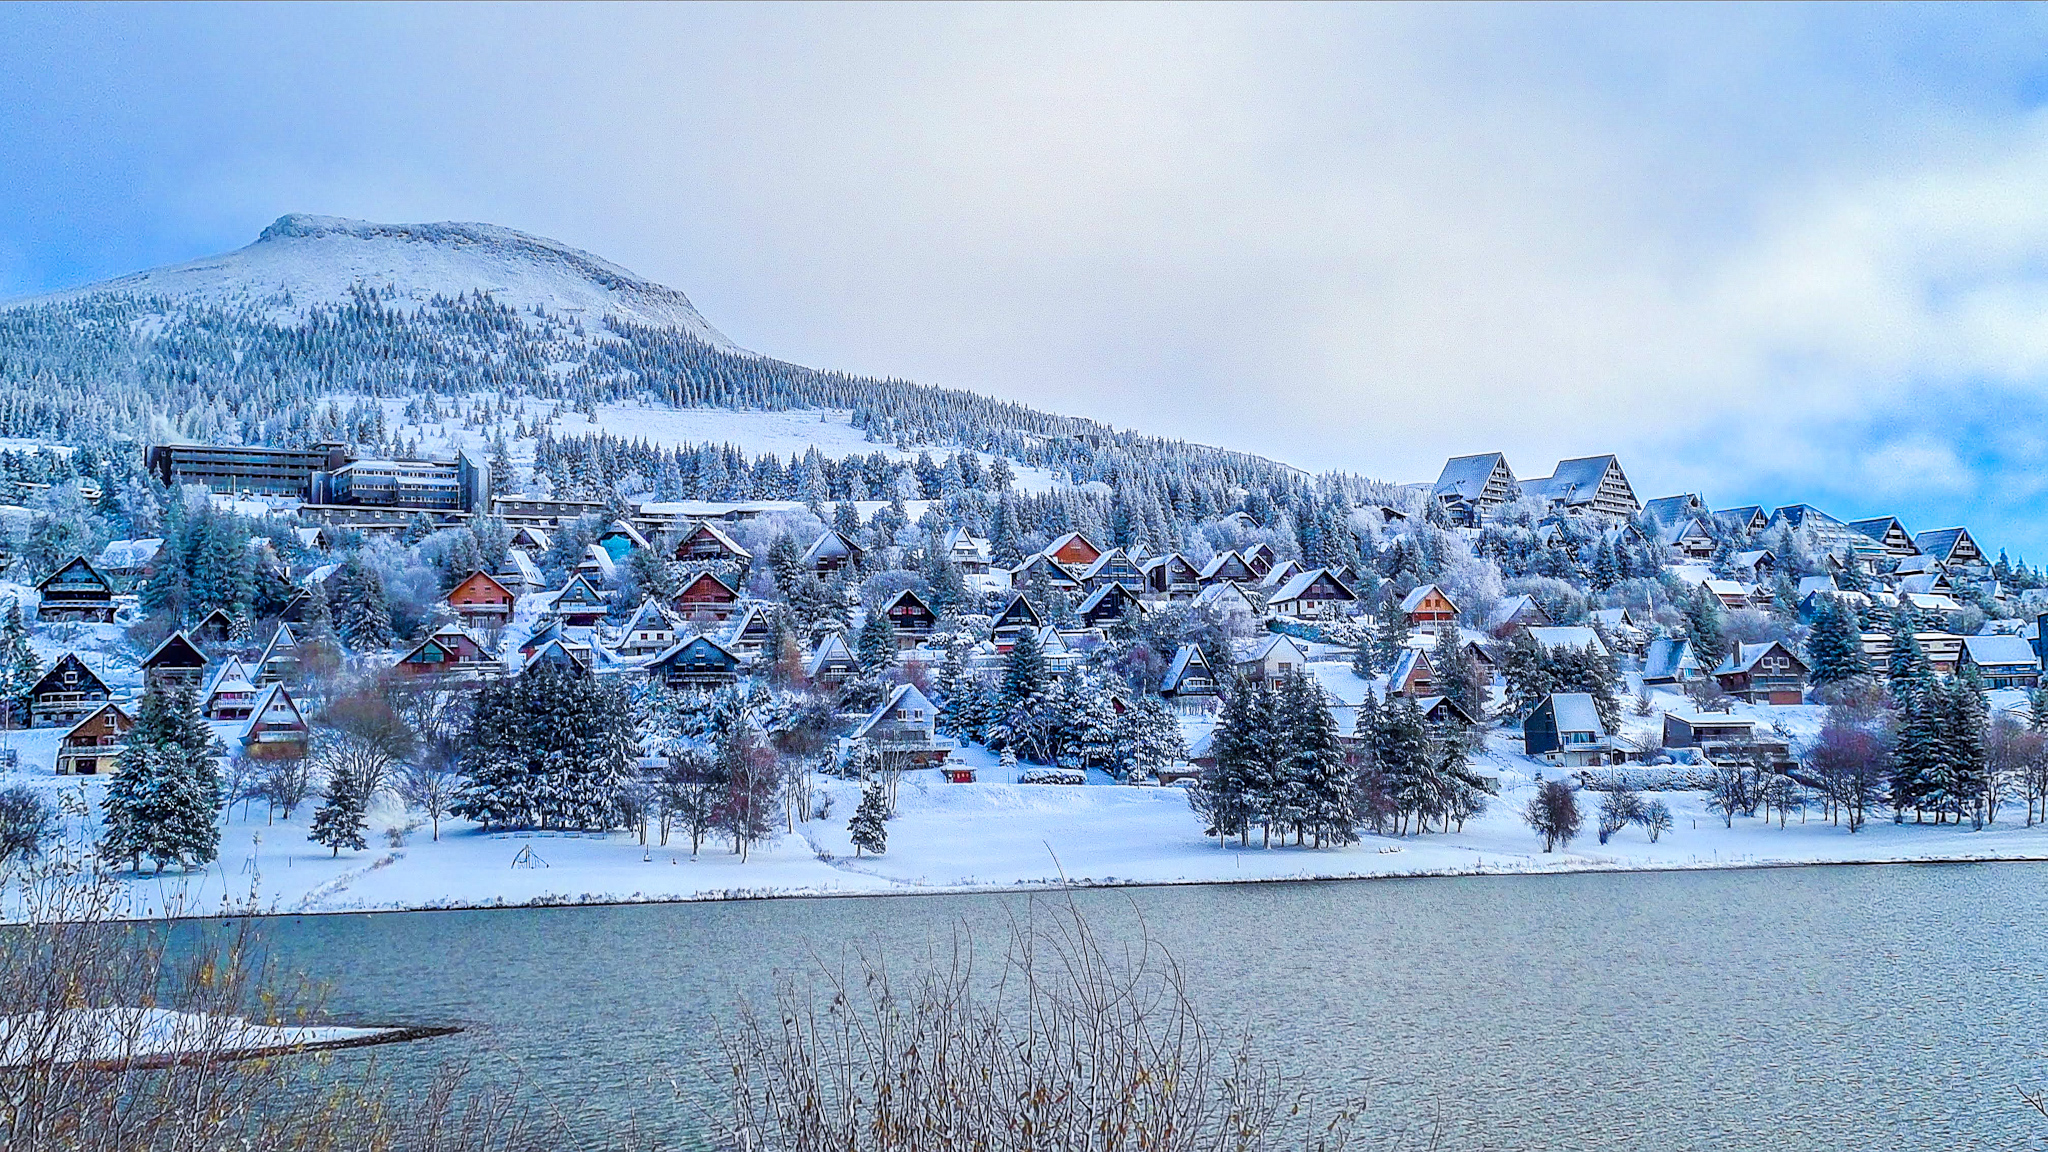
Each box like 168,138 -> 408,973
0,1007 -> 414,1067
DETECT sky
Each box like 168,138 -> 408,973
5,4 -> 2048,556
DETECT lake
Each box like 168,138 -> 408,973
247,864 -> 2048,1150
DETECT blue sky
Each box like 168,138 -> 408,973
5,5 -> 2048,557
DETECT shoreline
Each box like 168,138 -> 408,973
84,846 -> 2048,925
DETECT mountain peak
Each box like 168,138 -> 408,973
10,214 -> 742,351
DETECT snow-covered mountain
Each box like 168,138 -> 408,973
11,214 -> 742,352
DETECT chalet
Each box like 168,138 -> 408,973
1714,506 -> 1769,536
1643,494 -> 1709,527
805,632 -> 858,687
94,538 -> 163,590
495,548 -> 546,595
1713,640 -> 1807,705
1266,568 -> 1357,621
256,623 -> 302,684
238,684 -> 310,760
1525,626 -> 1609,660
520,619 -> 590,663
1199,551 -> 1255,586
673,520 -> 752,565
1522,693 -> 1615,766
1256,559 -> 1305,592
1077,548 -> 1146,594
990,594 -> 1044,650
1242,543 -> 1278,578
395,626 -> 499,679
1011,552 -> 1080,593
1848,517 -> 1919,558
595,520 -> 650,562
1045,532 -> 1104,568
1192,581 -> 1258,623
1660,517 -> 1718,560
28,654 -> 109,728
879,588 -> 939,646
1078,582 -> 1141,627
942,529 -> 993,576
142,632 -> 209,695
193,606 -> 238,646
509,525 -> 553,553
1894,571 -> 1954,598
56,702 -> 132,776
574,543 -> 618,585
1487,594 -> 1551,633
1160,644 -> 1221,714
1642,638 -> 1702,685
1235,634 -> 1308,691
201,657 -> 260,721
1703,579 -> 1753,611
446,570 -> 517,630
849,682 -> 956,769
1142,553 -> 1203,600
1399,584 -> 1459,635
1660,713 -> 1793,768
645,634 -> 742,688
36,557 -> 114,623
1386,648 -> 1436,698
614,599 -> 677,658
802,529 -> 866,577
523,637 -> 592,674
1912,527 -> 1984,569
1732,550 -> 1776,580
274,591 -> 311,625
1432,452 -> 1520,526
1523,456 -> 1640,521
1771,506 -> 1883,559
727,602 -> 777,662
1961,634 -> 2041,690
552,574 -> 611,628
1588,607 -> 1647,642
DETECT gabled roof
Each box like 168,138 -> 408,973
1587,607 -> 1641,632
1770,504 -> 1844,529
1911,527 -> 1975,564
1732,549 -> 1774,570
1431,453 -> 1514,500
1848,516 -> 1913,544
522,637 -> 592,672
202,656 -> 257,700
1658,516 -> 1716,546
448,569 -> 515,603
1011,552 -> 1077,582
1387,647 -> 1433,690
1795,575 -> 1839,599
804,631 -> 854,677
1078,582 -> 1139,616
1643,494 -> 1707,526
554,573 -> 609,608
1045,531 -> 1103,562
1078,548 -> 1138,581
1527,456 -> 1625,508
1193,582 -> 1255,612
1398,583 -> 1457,615
649,633 -> 741,668
1161,644 -> 1214,694
259,622 -> 299,662
851,682 -> 940,741
1537,692 -> 1605,736
1270,567 -> 1355,603
398,624 -> 492,665
620,598 -> 675,635
1963,634 -> 2037,668
31,653 -> 107,699
498,548 -> 545,588
1643,637 -> 1698,681
240,683 -> 306,740
801,529 -> 864,566
94,538 -> 164,570
143,631 -> 208,671
992,593 -> 1043,630
61,701 -> 131,743
1235,633 -> 1307,666
1714,506 -> 1767,533
599,519 -> 650,551
678,519 -> 752,560
1488,594 -> 1548,631
37,556 -> 110,592
1142,552 -> 1200,578
1714,640 -> 1805,677
1257,559 -> 1306,589
883,587 -> 935,616
676,570 -> 741,601
1199,551 -> 1252,581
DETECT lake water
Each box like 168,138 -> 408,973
247,864 -> 2048,1150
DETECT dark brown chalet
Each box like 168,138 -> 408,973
1242,543 -> 1277,578
1045,532 -> 1104,568
1142,553 -> 1203,600
57,702 -> 131,776
990,594 -> 1044,650
1198,552 -> 1255,586
801,530 -> 865,577
142,632 -> 209,695
1078,548 -> 1146,594
193,607 -> 238,646
29,654 -> 109,729
673,571 -> 741,623
1078,582 -> 1141,627
880,588 -> 939,647
36,557 -> 113,623
1712,640 -> 1808,705
673,521 -> 752,565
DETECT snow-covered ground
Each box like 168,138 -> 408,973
8,676 -> 2045,922
0,1008 -> 402,1067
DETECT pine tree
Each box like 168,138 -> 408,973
1193,676 -> 1272,847
101,683 -> 223,872
1681,585 -> 1726,664
328,554 -> 393,651
1434,629 -> 1484,721
1277,671 -> 1352,846
856,610 -> 897,674
0,603 -> 40,726
849,783 -> 888,856
1805,595 -> 1869,686
454,661 -> 639,830
1886,607 -> 1932,704
310,769 -> 369,856
1371,600 -> 1412,673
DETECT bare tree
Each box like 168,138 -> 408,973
397,734 -> 462,841
315,687 -> 415,802
1986,712 -> 2043,826
256,754 -> 314,824
1524,780 -> 1581,851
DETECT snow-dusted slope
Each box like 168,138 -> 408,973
8,214 -> 742,351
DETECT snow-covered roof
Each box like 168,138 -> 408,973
1525,626 -> 1607,658
1162,644 -> 1213,694
805,632 -> 853,677
1398,583 -> 1454,614
1541,692 -> 1605,735
1642,494 -> 1706,526
1269,567 -> 1352,603
1963,634 -> 2037,668
1714,641 -> 1802,676
1643,638 -> 1697,681
683,519 -> 753,561
851,682 -> 939,741
1431,453 -> 1510,500
1525,456 -> 1619,508
1588,607 -> 1641,632
1912,527 -> 1972,563
94,538 -> 163,570
1795,576 -> 1839,599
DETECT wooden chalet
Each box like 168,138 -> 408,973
256,623 -> 303,684
1712,641 -> 1808,705
238,683 -> 310,760
1143,554 -> 1203,600
674,521 -> 752,565
614,599 -> 677,658
1859,632 -> 1965,675
1643,638 -> 1702,685
395,626 -> 499,679
445,570 -> 517,630
1961,634 -> 2041,690
1386,648 -> 1437,698
673,571 -> 742,623
1242,543 -> 1278,578
494,548 -> 546,595
193,606 -> 238,646
1912,527 -> 1984,568
1077,548 -> 1145,594
805,632 -> 858,688
1011,552 -> 1080,593
595,520 -> 650,562
1487,594 -> 1552,633
1522,693 -> 1615,767
36,557 -> 114,623
1078,582 -> 1141,627
201,657 -> 260,721
1398,584 -> 1459,635
1257,559 -> 1306,591
1266,568 -> 1357,621
552,574 -> 611,628
802,530 -> 865,577
1160,644 -> 1220,714
1732,550 -> 1777,580
1199,551 -> 1255,586
849,683 -> 955,769
880,588 -> 939,646
1848,517 -> 1919,558
509,525 -> 553,553
942,529 -> 993,576
28,654 -> 109,729
574,543 -> 619,585
727,602 -> 776,662
1235,634 -> 1308,691
646,635 -> 742,688
990,594 -> 1044,650
1045,532 -> 1103,568
93,538 -> 163,591
143,632 -> 209,695
56,702 -> 132,776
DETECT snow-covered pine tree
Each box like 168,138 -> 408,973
1277,670 -> 1352,847
0,603 -> 40,725
849,782 -> 888,856
1805,595 -> 1869,686
856,610 -> 897,674
309,768 -> 369,856
1114,694 -> 1186,783
1370,599 -> 1411,674
328,554 -> 393,651
101,683 -> 223,872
